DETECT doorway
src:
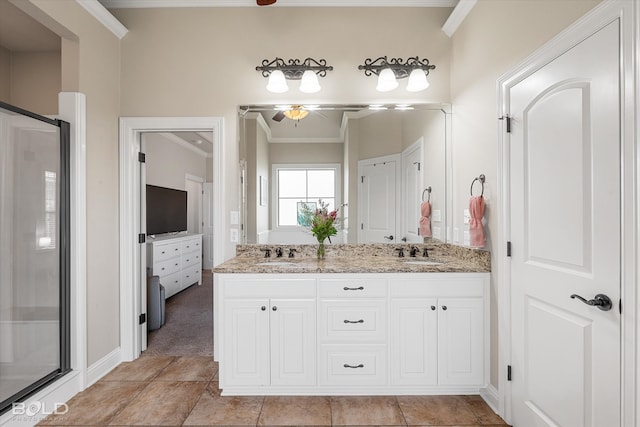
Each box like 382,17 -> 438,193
119,117 -> 224,361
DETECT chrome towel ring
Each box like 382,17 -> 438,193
470,174 -> 485,196
422,186 -> 432,202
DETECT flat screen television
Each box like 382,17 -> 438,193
146,185 -> 188,236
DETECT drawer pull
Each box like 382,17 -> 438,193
161,251 -> 165,254
343,319 -> 364,324
343,363 -> 364,369
431,306 -> 436,311
343,286 -> 364,291
261,306 -> 266,311
442,305 -> 447,310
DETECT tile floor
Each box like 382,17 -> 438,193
38,355 -> 509,426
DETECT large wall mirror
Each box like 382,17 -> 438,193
239,104 -> 451,245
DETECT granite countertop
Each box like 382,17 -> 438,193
213,242 -> 490,274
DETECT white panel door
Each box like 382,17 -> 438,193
202,182 -> 214,269
401,140 -> 424,243
270,299 -> 316,386
222,299 -> 270,386
509,21 -> 620,427
390,298 -> 438,385
359,159 -> 397,243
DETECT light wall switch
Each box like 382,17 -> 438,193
463,209 -> 470,225
230,228 -> 238,243
432,209 -> 441,222
230,211 -> 239,225
453,227 -> 459,242
463,230 -> 470,246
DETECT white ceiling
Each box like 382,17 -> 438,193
98,0 -> 457,8
170,131 -> 214,154
0,1 -> 60,52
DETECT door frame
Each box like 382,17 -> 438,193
496,0 -> 637,424
119,117 -> 224,361
185,173 -> 205,234
400,137 -> 424,243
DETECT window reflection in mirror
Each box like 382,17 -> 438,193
239,104 -> 450,245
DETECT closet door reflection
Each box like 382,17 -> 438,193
0,103 -> 70,414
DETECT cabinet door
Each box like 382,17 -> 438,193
222,299 -> 270,386
390,298 -> 438,385
270,299 -> 316,386
437,297 -> 484,385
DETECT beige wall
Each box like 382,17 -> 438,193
28,0 -> 121,366
269,142 -> 344,165
449,0 -> 602,388
10,52 -> 60,115
143,133 -> 207,190
0,46 -> 9,102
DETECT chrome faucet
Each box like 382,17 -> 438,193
409,246 -> 419,257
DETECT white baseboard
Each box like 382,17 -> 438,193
0,371 -> 83,427
86,347 -> 122,386
480,383 -> 499,413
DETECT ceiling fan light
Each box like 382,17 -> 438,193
406,69 -> 430,92
376,68 -> 398,92
299,70 -> 321,93
266,70 -> 288,93
283,107 -> 309,121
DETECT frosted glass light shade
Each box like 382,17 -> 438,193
376,68 -> 398,92
266,70 -> 288,93
299,70 -> 321,93
406,69 -> 430,92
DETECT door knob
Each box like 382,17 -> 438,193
570,293 -> 613,311
384,235 -> 394,241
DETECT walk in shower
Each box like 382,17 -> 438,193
0,101 -> 70,414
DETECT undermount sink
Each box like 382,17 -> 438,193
402,260 -> 443,266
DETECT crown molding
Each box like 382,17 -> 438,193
160,132 -> 209,157
99,0 -> 456,8
76,0 -> 128,39
441,0 -> 476,37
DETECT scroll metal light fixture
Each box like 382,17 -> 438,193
256,57 -> 333,94
358,56 -> 436,92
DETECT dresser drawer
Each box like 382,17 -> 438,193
160,271 -> 182,298
182,252 -> 201,268
153,242 -> 181,262
319,278 -> 387,298
182,265 -> 201,287
320,300 -> 387,343
154,257 -> 181,277
181,238 -> 201,254
320,345 -> 387,386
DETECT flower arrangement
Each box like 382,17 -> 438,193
299,199 -> 338,259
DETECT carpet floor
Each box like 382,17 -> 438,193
142,270 -> 213,357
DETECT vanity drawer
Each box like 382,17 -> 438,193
320,344 -> 387,386
319,278 -> 387,298
181,238 -> 201,254
320,300 -> 386,343
153,242 -> 181,262
154,258 -> 181,276
182,252 -> 201,268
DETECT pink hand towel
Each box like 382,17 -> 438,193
419,201 -> 432,237
469,196 -> 485,248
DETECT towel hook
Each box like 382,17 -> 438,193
470,174 -> 485,197
422,186 -> 432,202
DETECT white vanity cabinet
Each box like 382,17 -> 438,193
147,234 -> 202,298
214,272 -> 489,395
220,278 -> 316,388
389,276 -> 486,387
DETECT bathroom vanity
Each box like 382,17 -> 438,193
213,243 -> 490,396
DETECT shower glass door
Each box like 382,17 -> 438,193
0,101 -> 70,415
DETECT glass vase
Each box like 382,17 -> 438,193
317,240 -> 326,260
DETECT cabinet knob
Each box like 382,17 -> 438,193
430,306 -> 436,311
442,305 -> 447,310
272,306 -> 278,311
261,306 -> 266,311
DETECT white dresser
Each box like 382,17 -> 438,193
147,234 -> 202,298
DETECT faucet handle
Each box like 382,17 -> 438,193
395,247 -> 405,258
262,248 -> 271,258
288,248 -> 297,258
422,247 -> 429,257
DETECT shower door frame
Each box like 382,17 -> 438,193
0,101 -> 71,415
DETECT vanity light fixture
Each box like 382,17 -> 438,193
257,57 -> 333,93
358,56 -> 435,92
